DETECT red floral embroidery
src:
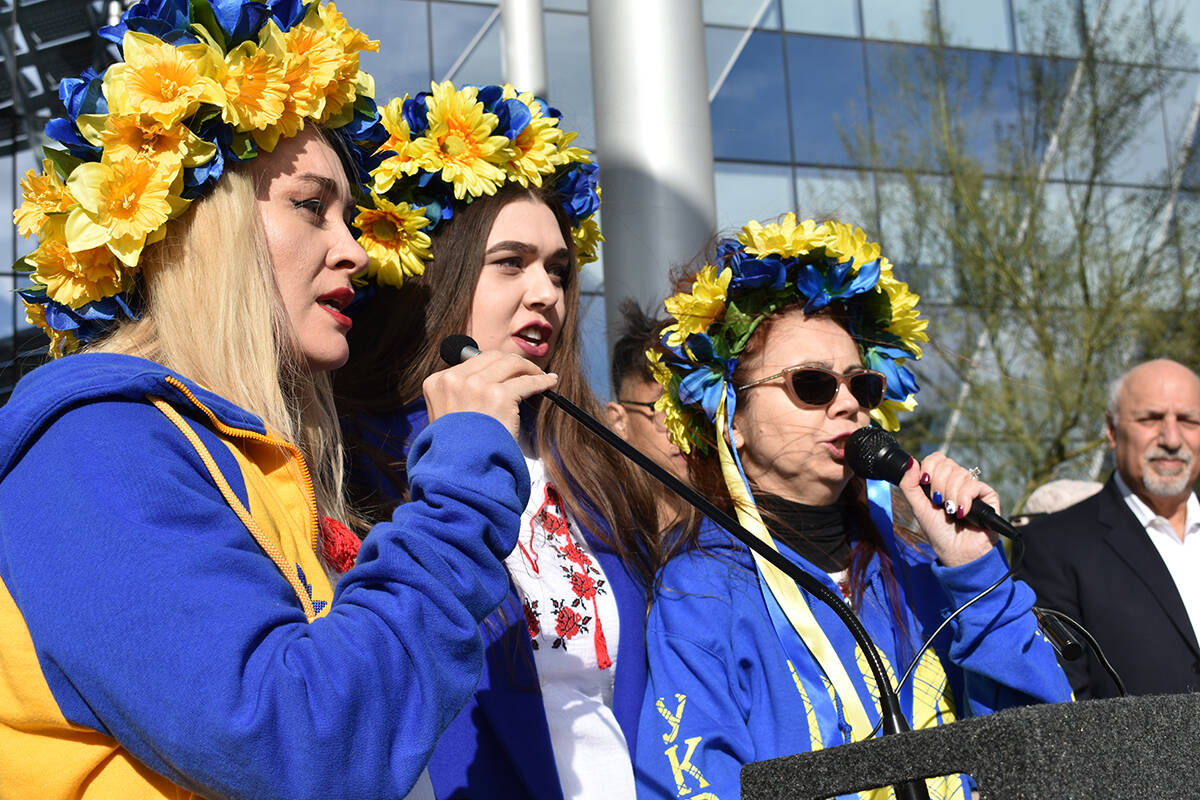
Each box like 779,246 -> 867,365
521,480 -> 613,668
570,570 -> 597,600
523,599 -> 541,648
319,516 -> 360,573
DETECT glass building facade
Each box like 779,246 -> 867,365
2,0 -> 1198,455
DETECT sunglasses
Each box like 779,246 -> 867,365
737,366 -> 887,410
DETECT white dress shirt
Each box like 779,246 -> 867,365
1114,471 -> 1200,640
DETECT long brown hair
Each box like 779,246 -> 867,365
336,183 -> 659,589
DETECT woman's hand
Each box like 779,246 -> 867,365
423,351 -> 558,439
898,451 -> 1000,567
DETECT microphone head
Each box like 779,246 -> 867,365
440,334 -> 480,366
845,426 -> 910,485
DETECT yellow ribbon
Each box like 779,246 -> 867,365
714,391 -> 874,739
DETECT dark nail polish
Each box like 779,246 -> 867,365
956,505 -> 966,519
905,456 -> 914,471
932,491 -> 943,506
920,472 -> 931,486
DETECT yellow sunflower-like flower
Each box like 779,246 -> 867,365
572,217 -> 604,266
210,39 -> 288,132
22,299 -> 78,358
877,273 -> 929,358
103,31 -> 223,127
27,218 -> 124,309
408,81 -> 512,200
499,87 -> 565,187
354,196 -> 432,288
822,220 -> 880,268
646,349 -> 694,454
739,213 -> 825,259
371,96 -> 419,194
64,156 -> 189,266
14,161 -> 75,239
76,112 -> 216,171
662,264 -> 732,347
552,129 -> 591,167
871,394 -> 917,432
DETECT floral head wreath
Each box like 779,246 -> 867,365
650,214 -> 929,454
14,0 -> 388,356
352,80 -> 602,289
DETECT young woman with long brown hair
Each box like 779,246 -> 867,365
634,216 -> 1072,799
0,6 -> 550,798
335,81 -> 659,799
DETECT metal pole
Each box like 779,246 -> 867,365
499,0 -> 547,99
588,0 -> 717,336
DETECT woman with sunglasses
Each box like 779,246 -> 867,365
634,217 -> 1071,799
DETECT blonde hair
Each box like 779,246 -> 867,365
91,164 -> 349,529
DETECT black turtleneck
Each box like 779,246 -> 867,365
754,492 -> 851,573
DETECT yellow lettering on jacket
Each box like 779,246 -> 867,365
664,736 -> 711,798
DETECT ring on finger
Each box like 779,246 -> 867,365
967,466 -> 982,481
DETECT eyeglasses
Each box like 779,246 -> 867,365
617,399 -> 667,431
736,366 -> 887,410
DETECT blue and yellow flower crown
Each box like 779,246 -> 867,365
14,0 -> 388,356
650,215 -> 929,454
353,80 -> 602,289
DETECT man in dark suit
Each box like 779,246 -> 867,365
1021,358 -> 1200,698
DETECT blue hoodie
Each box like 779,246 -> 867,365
0,353 -> 529,800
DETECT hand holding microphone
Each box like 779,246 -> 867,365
846,427 -> 1016,566
424,335 -> 557,439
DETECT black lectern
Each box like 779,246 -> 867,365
742,694 -> 1200,799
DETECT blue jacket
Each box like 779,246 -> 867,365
635,517 -> 1073,800
345,400 -> 648,799
0,353 -> 528,800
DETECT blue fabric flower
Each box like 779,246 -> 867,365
555,163 -> 600,222
99,0 -> 194,45
403,94 -> 430,136
794,257 -> 881,314
729,254 -> 789,292
671,333 -> 738,422
864,345 -> 919,401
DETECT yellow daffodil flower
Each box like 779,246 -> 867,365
740,213 -> 825,258
104,31 -> 223,127
14,161 -> 75,239
64,156 -> 188,266
27,218 -> 124,309
76,113 -> 216,171
211,40 -> 288,132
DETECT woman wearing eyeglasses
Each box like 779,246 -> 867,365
634,217 -> 1071,799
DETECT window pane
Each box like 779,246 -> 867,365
1014,0 -> 1083,57
545,11 -> 596,149
431,2 -> 500,84
786,34 -> 868,167
713,161 -> 794,231
1161,69 -> 1200,170
861,0 -> 935,43
794,168 -> 874,228
1154,0 -> 1200,68
781,0 -> 858,37
343,0 -> 431,98
708,30 -> 792,162
545,0 -> 587,10
703,0 -> 781,30
939,0 -> 1012,51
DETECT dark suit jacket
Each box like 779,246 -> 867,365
1019,476 -> 1200,698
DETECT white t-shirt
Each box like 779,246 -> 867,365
1114,472 -> 1200,639
502,447 -> 635,799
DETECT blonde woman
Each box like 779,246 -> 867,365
0,4 -> 549,798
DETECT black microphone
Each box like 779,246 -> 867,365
845,427 -> 1020,540
440,333 -> 481,366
